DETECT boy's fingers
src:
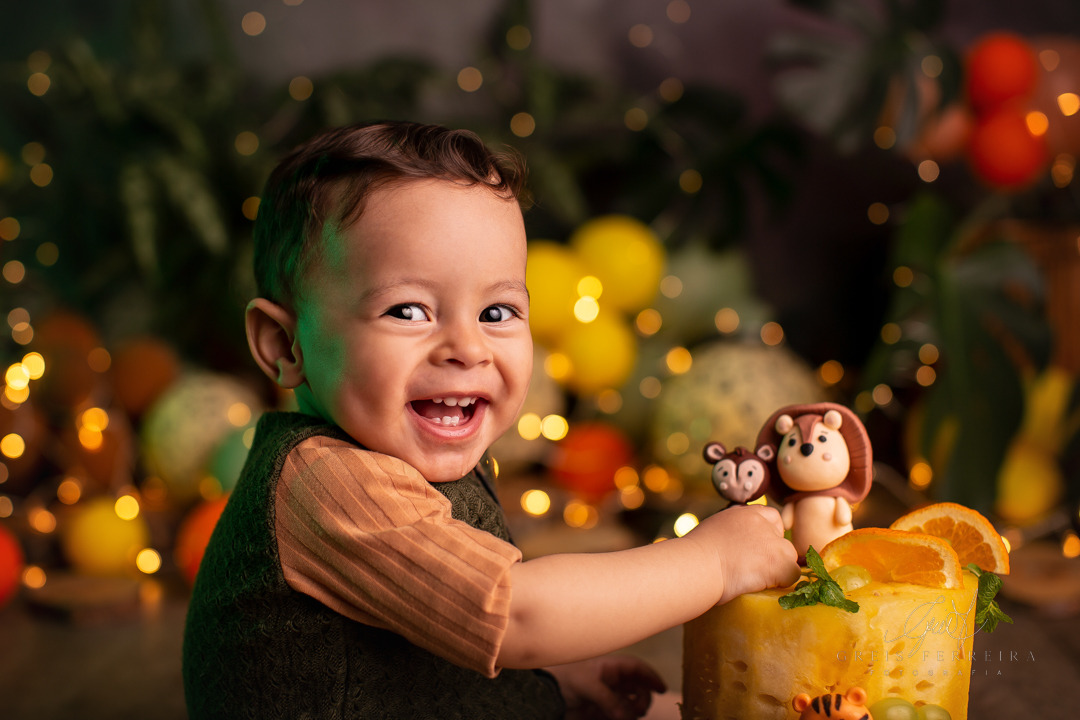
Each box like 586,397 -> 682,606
778,559 -> 803,587
757,505 -> 786,535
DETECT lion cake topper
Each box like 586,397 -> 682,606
756,402 -> 872,558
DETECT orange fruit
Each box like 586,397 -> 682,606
967,107 -> 1048,188
965,32 -> 1038,114
819,527 -> 963,589
890,501 -> 1010,575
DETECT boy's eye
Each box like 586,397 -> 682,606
479,305 -> 516,323
386,303 -> 429,321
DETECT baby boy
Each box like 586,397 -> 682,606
182,120 -> 800,719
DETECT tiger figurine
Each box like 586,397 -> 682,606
792,686 -> 872,720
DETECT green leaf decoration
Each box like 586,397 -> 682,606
966,564 -> 1013,634
779,547 -> 860,613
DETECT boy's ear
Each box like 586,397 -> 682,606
245,298 -> 305,388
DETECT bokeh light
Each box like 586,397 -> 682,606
893,266 -> 914,287
714,307 -> 739,333
659,77 -> 684,102
564,501 -> 599,529
909,461 -> 933,489
29,507 -> 56,533
288,76 -> 313,100
0,434 -> 25,459
517,412 -> 543,440
639,376 -> 662,399
114,494 -> 141,521
659,275 -> 683,298
0,217 -> 20,240
867,202 -> 889,225
665,346 -> 693,375
136,548 -> 162,574
22,565 -> 46,589
241,11 -> 267,36
520,489 -> 551,516
234,131 -> 259,156
874,127 -> 896,150
27,72 -> 50,96
667,0 -> 691,23
540,414 -> 569,441
918,160 -> 940,182
678,169 -> 702,193
457,66 -> 483,92
636,308 -> 662,336
624,107 -> 649,131
818,360 -> 844,385
673,512 -> 699,537
506,25 -> 531,50
760,322 -> 784,346
510,112 -> 535,137
573,296 -> 600,323
881,322 -> 902,344
628,24 -> 653,48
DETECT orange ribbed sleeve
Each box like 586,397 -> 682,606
274,436 -> 522,678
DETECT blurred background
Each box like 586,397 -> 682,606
2,0 -> 1080,717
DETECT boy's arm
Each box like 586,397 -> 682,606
497,504 -> 800,669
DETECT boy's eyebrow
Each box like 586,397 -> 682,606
487,279 -> 530,300
360,278 -> 530,302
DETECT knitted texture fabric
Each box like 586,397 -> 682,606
183,411 -> 565,719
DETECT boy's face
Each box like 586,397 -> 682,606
291,179 -> 533,482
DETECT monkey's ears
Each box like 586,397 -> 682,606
756,444 -> 775,462
775,414 -> 794,434
824,409 -> 843,430
703,441 -> 727,464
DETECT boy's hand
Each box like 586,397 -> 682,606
689,504 -> 801,604
548,656 -> 667,720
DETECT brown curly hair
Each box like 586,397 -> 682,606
252,120 -> 527,308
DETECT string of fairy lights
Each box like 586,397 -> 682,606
4,0 -> 1080,606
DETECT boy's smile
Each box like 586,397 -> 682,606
288,179 -> 533,482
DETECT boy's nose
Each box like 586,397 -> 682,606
432,321 -> 492,368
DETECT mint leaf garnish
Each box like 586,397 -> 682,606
966,563 -> 1013,633
778,546 -> 860,613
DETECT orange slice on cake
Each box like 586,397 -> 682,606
819,527 -> 964,589
889,501 -> 1010,574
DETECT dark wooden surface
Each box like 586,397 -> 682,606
0,572 -> 1077,719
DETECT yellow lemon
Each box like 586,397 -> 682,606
556,311 -> 637,395
570,215 -> 664,312
60,496 -> 150,576
996,434 -> 1064,524
525,241 -> 588,345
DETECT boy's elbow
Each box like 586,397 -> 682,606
496,607 -> 543,669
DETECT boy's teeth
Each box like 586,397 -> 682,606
431,416 -> 460,426
431,397 -> 476,407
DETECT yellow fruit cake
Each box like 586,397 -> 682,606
682,571 -> 978,720
681,500 -> 1014,720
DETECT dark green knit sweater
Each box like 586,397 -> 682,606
183,411 -> 565,719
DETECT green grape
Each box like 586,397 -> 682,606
916,704 -> 952,720
831,564 -> 872,592
868,697 -> 919,720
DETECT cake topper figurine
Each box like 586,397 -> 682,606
756,402 -> 873,559
792,686 -> 872,720
702,442 -> 772,506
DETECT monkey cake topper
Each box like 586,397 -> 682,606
756,402 -> 873,558
702,442 -> 773,506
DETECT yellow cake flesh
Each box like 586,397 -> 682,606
682,572 -> 978,720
